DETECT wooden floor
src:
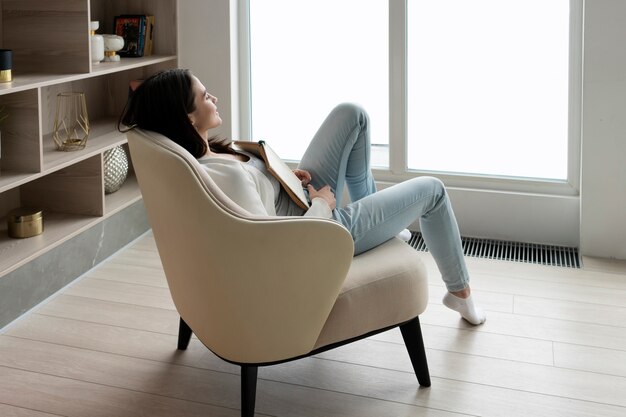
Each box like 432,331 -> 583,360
1,231 -> 626,417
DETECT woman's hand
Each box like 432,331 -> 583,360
307,184 -> 336,210
293,169 -> 312,186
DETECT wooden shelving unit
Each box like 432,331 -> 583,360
0,0 -> 177,278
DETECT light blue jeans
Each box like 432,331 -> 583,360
298,103 -> 470,292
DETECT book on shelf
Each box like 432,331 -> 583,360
144,15 -> 155,56
114,15 -> 154,57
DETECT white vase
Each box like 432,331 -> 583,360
103,35 -> 125,62
90,21 -> 104,64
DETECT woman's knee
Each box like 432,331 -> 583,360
412,176 -> 446,196
330,103 -> 369,128
425,176 -> 446,193
407,176 -> 448,211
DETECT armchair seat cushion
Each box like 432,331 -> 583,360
314,237 -> 428,349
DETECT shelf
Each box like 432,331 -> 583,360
1,118 -> 126,194
42,117 -> 127,173
0,211 -> 102,278
0,55 -> 177,97
0,171 -> 42,194
89,55 -> 178,76
105,174 -> 142,216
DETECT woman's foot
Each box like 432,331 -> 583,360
397,229 -> 412,242
443,291 -> 486,325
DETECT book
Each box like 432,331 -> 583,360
233,140 -> 310,210
114,15 -> 146,57
143,15 -> 155,56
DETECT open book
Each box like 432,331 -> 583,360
232,141 -> 310,209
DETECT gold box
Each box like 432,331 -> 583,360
7,208 -> 43,238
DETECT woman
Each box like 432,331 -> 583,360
119,68 -> 486,325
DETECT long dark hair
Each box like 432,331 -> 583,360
118,68 -> 233,158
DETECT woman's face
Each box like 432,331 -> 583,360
188,76 -> 222,137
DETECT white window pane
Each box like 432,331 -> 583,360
250,0 -> 388,161
407,0 -> 569,179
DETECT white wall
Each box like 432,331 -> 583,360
179,0 -> 625,259
580,0 -> 626,259
178,0 -> 239,139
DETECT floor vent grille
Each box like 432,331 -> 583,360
409,232 -> 581,269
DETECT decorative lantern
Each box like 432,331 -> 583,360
52,92 -> 90,151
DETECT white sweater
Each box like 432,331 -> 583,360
197,154 -> 333,219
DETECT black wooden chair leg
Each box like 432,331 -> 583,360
177,317 -> 193,350
241,365 -> 258,417
399,316 -> 431,387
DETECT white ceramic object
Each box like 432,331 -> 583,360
103,35 -> 125,62
90,21 -> 104,64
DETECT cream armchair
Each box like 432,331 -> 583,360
127,129 -> 431,417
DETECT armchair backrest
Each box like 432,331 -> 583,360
127,129 -> 354,363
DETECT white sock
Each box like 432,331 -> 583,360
442,292 -> 486,325
397,229 -> 412,242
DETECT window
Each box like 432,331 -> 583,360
407,0 -> 570,179
247,0 -> 573,181
249,0 -> 388,162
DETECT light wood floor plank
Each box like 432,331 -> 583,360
86,262 -> 168,288
62,278 -> 176,310
377,324 -> 555,365
36,294 -> 180,335
554,342 -> 626,377
314,337 -> 626,408
0,403 -> 60,417
514,295 -> 626,327
582,255 -> 626,275
126,232 -> 158,251
0,336 -> 241,408
0,366 -> 244,417
471,272 -> 626,308
385,303 -> 626,351
106,250 -> 164,268
4,314 -> 208,370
